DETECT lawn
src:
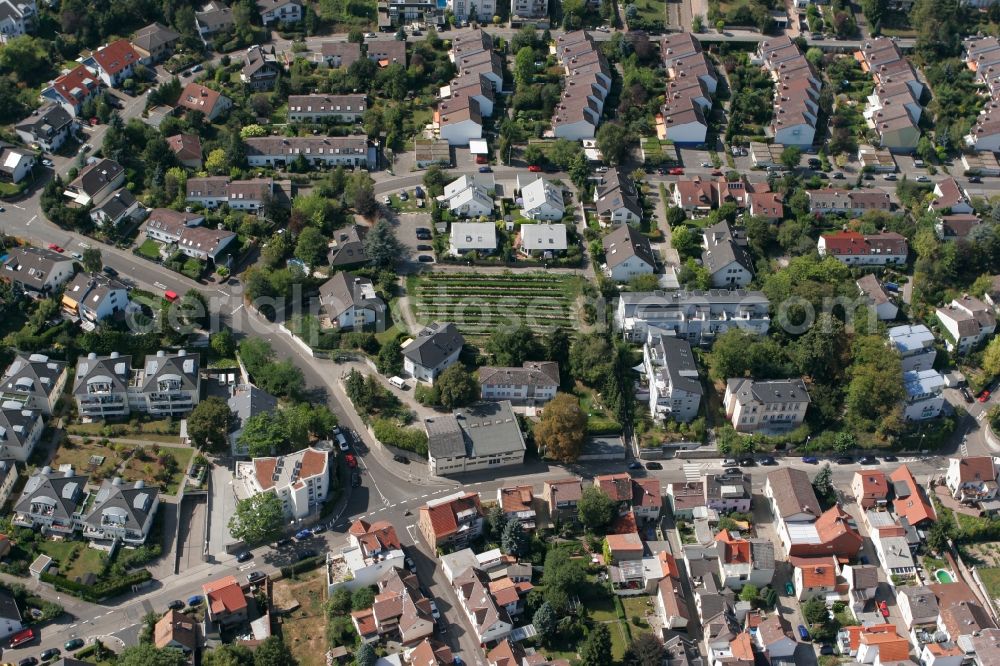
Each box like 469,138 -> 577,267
631,0 -> 666,21
621,595 -> 656,630
120,445 -> 194,495
276,569 -> 328,666
979,567 -> 1000,602
50,441 -> 122,480
137,239 -> 161,260
576,383 -> 622,435
408,272 -> 583,344
38,541 -> 107,581
642,137 -> 676,166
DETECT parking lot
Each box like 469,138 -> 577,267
391,212 -> 436,263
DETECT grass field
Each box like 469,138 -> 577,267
408,272 -> 582,344
631,0 -> 666,21
137,239 -> 161,260
120,445 -> 194,495
51,441 -> 122,479
39,541 -> 106,581
978,567 -> 1000,601
277,569 -> 328,666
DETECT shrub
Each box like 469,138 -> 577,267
372,419 -> 428,457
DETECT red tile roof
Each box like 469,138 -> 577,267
52,65 -> 99,105
855,471 -> 889,498
605,532 -> 644,554
421,492 -> 483,538
796,557 -> 836,588
203,575 -> 246,616
94,39 -> 140,76
860,630 -> 911,661
499,486 -> 534,514
352,608 -> 378,636
715,530 -> 750,564
890,465 -> 936,525
820,231 -> 908,257
596,473 -> 632,501
844,624 -> 897,652
166,133 -> 202,161
177,82 -> 224,115
954,456 -> 997,484
352,519 -> 402,554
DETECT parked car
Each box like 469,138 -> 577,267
819,645 -> 835,656
859,456 -> 878,465
758,455 -> 777,465
832,172 -> 845,179
645,462 -> 663,470
247,571 -> 267,584
722,458 -> 737,466
961,387 -> 975,403
668,167 -> 684,175
393,454 -> 410,464
628,461 -> 642,470
969,176 -> 982,183
187,595 -> 204,606
47,243 -> 63,252
298,549 -> 318,561
312,525 -> 326,535
915,175 -> 930,182
415,228 -> 432,240
345,454 -> 357,468
475,155 -> 488,164
274,538 -> 293,548
738,457 -> 755,467
399,191 -> 409,201
882,174 -> 897,181
18,658 -> 37,666
417,244 -> 433,251
881,455 -> 898,462
236,551 -> 253,563
64,639 -> 85,652
351,472 -> 362,487
528,165 -> 543,172
418,255 -> 434,262
797,625 -> 810,641
295,529 -> 312,540
724,467 -> 741,475
878,600 -> 890,619
414,186 -> 425,198
70,252 -> 83,260
102,266 -> 118,277
478,166 -> 492,173
41,159 -> 53,167
167,600 -> 185,611
979,389 -> 991,403
802,456 -> 819,464
835,456 -> 853,465
429,600 -> 440,619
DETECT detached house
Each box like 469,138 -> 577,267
64,158 -> 125,207
936,296 -> 996,354
453,567 -> 513,644
195,1 -> 234,38
15,104 -> 75,153
520,177 -> 565,221
857,274 -> 898,321
257,0 -> 302,24
418,491 -> 484,550
603,224 -> 656,282
235,447 -> 330,519
702,221 -> 753,288
328,225 -> 370,268
166,133 -> 203,169
131,22 -> 180,64
355,568 -> 434,645
203,576 -> 248,628
544,477 -> 583,524
61,272 -> 130,324
930,178 -> 974,215
241,45 -> 282,91
91,39 -> 140,88
177,83 -> 232,121
41,64 -> 100,117
402,322 -> 464,383
497,486 -> 536,530
946,456 -> 998,503
319,272 -> 386,331
724,378 -> 810,434
1,246 -> 75,296
888,324 -> 937,373
478,361 -> 559,405
643,333 -> 702,423
594,167 -> 642,226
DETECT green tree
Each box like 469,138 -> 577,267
435,365 -> 478,409
813,463 -> 835,505
624,633 -> 666,666
669,225 -> 701,260
229,492 -> 285,545
295,227 -> 329,266
82,248 -> 103,273
363,218 -> 404,270
205,148 -> 228,175
569,334 -> 613,386
211,329 -> 238,359
355,643 -> 376,666
596,122 -> 632,166
254,636 -> 298,666
117,643 -> 190,666
352,586 -> 376,611
187,397 -> 234,452
501,519 -> 529,557
377,338 -> 404,376
487,502 -> 507,538
739,583 -> 759,603
239,411 -> 288,457
580,624 -> 613,666
780,146 -> 803,170
327,587 -> 353,616
802,597 -> 828,625
532,601 -> 557,641
578,486 -> 618,533
534,392 -> 587,462
983,336 -> 1000,377
203,644 -> 255,666
514,46 -> 535,88
485,326 -> 538,366
542,546 -> 586,612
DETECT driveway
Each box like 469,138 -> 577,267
207,464 -> 239,556
177,494 -> 208,571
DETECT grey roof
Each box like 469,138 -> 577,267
594,167 -> 641,218
83,478 -> 158,532
243,45 -> 281,79
1,246 -> 74,292
1,353 -> 67,403
726,378 -> 810,405
618,288 -> 769,307
141,350 -> 199,393
69,159 -> 124,198
228,384 -> 278,430
402,322 -> 465,369
702,221 -> 753,275
749,539 -> 774,571
704,473 -> 750,501
15,104 -> 74,141
93,188 -> 136,221
131,22 -> 180,51
857,274 -> 891,306
0,406 -> 40,451
73,353 -> 132,397
478,361 -> 559,388
603,224 -> 656,270
319,271 -> 385,320
850,564 -> 880,590
0,587 -> 20,623
426,401 -> 526,460
329,225 -> 370,267
650,335 -> 702,395
15,466 -> 87,520
766,467 -> 821,519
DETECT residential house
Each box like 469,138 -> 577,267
594,167 -> 642,226
764,467 -> 821,525
15,104 -> 75,153
453,567 -> 513,644
320,42 -> 361,69
870,518 -> 917,579
817,230 -> 908,265
897,585 -> 939,630
673,178 -> 716,215
888,324 -> 938,373
478,361 -> 559,405
488,640 -> 525,666
203,576 -> 248,628
890,465 -> 936,528
937,214 -> 982,242
0,406 -> 43,462
707,630 -> 755,666
702,221 -> 754,288
184,176 -> 230,208
660,80 -> 710,146
418,491 -> 484,551
166,134 -> 203,169
595,473 -> 662,521
154,610 -> 199,659
438,95 -> 483,146
425,401 -> 526,475
603,224 -> 656,282
902,369 -> 946,421
441,75 -> 495,119
808,190 -> 893,217
63,158 -> 125,206
643,333 -> 702,423
844,564 -> 880,618
520,178 -> 565,221
551,33 -> 610,140
792,556 -> 838,601
131,22 -> 180,64
1,246 -> 75,296
12,465 -> 87,534
838,624 -> 912,663
368,40 -> 407,67
605,532 -> 645,563
319,272 -> 386,331
615,289 -> 771,343
930,178 -> 974,215
936,296 -> 997,353
195,2 -> 234,38
0,353 -> 68,415
0,588 -> 21,643
235,447 -> 331,519
724,378 -> 810,434
852,471 -> 889,509
520,224 -> 567,256
91,39 -> 140,88
714,530 -> 753,590
227,383 -> 278,456
757,35 -> 821,147
402,322 -> 464,383
0,144 -> 33,184
447,0 -> 496,22
144,208 -> 206,245
81,477 -> 159,546
176,83 -> 232,121
41,64 -> 100,118
945,456 -> 998,503
704,472 -> 752,514
0,0 -> 35,45
288,94 -> 367,122
328,225 -> 370,268
544,477 -> 583,524
857,274 -> 898,321
497,486 -> 535,529
967,629 -> 1000,666
753,614 -> 796,660
784,504 -> 863,559
241,45 -> 281,91
666,481 -> 705,520
748,190 -> 784,221
61,272 -> 130,324
73,350 -> 200,420
656,566 -> 691,630
89,188 -> 139,229
327,519 -> 406,593
932,581 -> 998,644
441,174 -> 494,219
256,0 -> 302,24
244,135 -> 369,168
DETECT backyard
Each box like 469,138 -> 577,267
407,272 -> 584,345
276,568 -> 328,666
51,438 -> 193,494
38,540 -> 107,582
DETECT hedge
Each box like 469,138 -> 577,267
40,568 -> 152,602
280,555 -> 325,578
372,419 -> 428,457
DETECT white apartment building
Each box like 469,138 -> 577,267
643,333 -> 702,423
236,446 -> 331,519
724,378 -> 810,434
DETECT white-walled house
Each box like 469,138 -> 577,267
644,333 -> 702,423
0,406 -> 43,462
319,272 -> 385,331
449,222 -> 497,257
402,322 -> 464,383
603,224 -> 657,282
945,456 -> 998,503
936,296 -> 997,354
478,361 -> 559,405
235,447 -> 330,519
520,177 -> 565,220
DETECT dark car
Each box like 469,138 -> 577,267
415,228 -> 432,239
247,571 -> 267,584
802,456 -> 819,464
969,176 -> 982,183
415,186 -> 425,198
808,158 -> 821,169
418,255 -> 434,262
882,455 -> 898,462
962,387 -> 975,403
312,525 -> 326,535
101,266 -> 118,277
645,462 -> 663,470
298,549 -> 319,561
40,649 -> 60,661
352,472 -> 362,487
819,645 -> 835,656
859,456 -> 878,465
64,639 -> 85,651
187,595 -> 204,606
19,658 -> 38,666
628,461 -> 642,470
835,456 -> 853,465
236,551 -> 253,563
167,599 -> 185,611
417,244 -> 433,251
724,467 -> 741,475
478,166 -> 492,173
274,538 -> 293,548
393,454 -> 410,464
759,455 -> 777,465
738,457 -> 755,467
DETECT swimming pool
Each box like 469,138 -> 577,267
936,570 -> 955,584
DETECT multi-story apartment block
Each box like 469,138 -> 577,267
902,369 -> 945,421
616,290 -> 771,344
643,333 -> 702,423
936,295 -> 997,354
81,478 -> 159,547
73,350 -> 200,420
724,378 -> 810,434
887,325 -> 937,373
478,361 -> 559,405
287,94 -> 367,122
236,447 -> 331,519
13,465 -> 88,535
0,353 -> 68,415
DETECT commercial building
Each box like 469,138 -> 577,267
425,401 -> 526,475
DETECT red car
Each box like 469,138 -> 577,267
345,453 -> 357,468
878,600 -> 889,619
47,243 -> 64,252
475,155 -> 488,164
979,390 -> 991,403
528,165 -> 543,172
668,167 -> 684,175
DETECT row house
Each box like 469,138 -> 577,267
964,37 -> 1000,152
936,295 -> 996,353
594,167 -> 642,227
807,189 -> 892,217
704,472 -> 752,514
185,176 -> 284,211
724,378 -> 810,434
439,36 -> 499,147
438,94 -> 483,147
817,230 -> 908,266
756,35 -> 821,148
858,39 -> 926,153
73,350 -> 200,420
660,74 -> 712,147
352,568 -> 435,645
595,473 -> 661,522
844,564 -> 880,619
615,289 -> 771,344
551,32 -> 611,140
643,332 -> 702,423
244,135 -> 369,168
890,464 -> 937,529
660,32 -> 718,95
866,511 -> 917,579
418,491 -> 484,551
792,555 -> 839,601
288,94 -> 367,123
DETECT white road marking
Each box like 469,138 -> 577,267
69,624 -> 77,629
11,204 -> 24,210
389,503 -> 397,508
25,215 -> 36,226
232,304 -> 244,314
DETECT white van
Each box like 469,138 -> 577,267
336,433 -> 349,451
389,376 -> 407,390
